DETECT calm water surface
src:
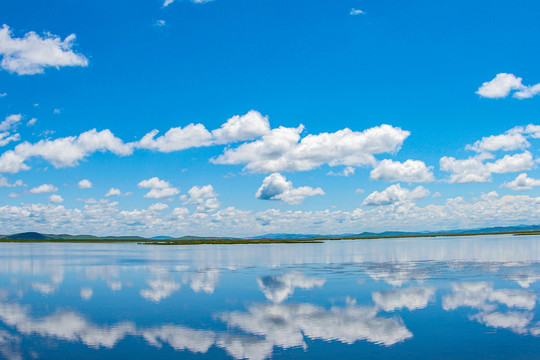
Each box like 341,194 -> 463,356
0,234 -> 539,359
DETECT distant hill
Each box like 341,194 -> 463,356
252,224 -> 540,240
150,236 -> 174,240
0,224 -> 539,242
3,232 -> 50,240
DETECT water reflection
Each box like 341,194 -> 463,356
0,235 -> 538,359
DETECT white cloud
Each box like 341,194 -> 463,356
78,179 -> 92,189
26,117 -> 37,126
350,8 -> 365,15
440,156 -> 491,183
162,0 -> 175,7
213,124 -> 410,173
138,110 -> 270,153
29,183 -> 57,194
49,194 -> 63,203
0,92 -> 6,97
137,124 -> 213,153
370,159 -> 434,182
488,152 -> 534,173
180,185 -> 220,212
154,20 -> 166,27
257,272 -> 325,303
256,173 -> 324,205
80,287 -> 93,300
524,124 -> 540,138
502,173 -> 540,191
148,202 -> 169,211
138,177 -> 179,199
514,84 -> 540,99
105,188 -> 122,197
211,110 -> 270,145
363,184 -> 429,206
467,127 -> 529,153
476,73 -> 527,98
372,287 -> 436,312
476,73 -> 540,99
0,176 -> 23,187
440,152 -> 534,183
0,129 -> 134,173
0,24 -> 88,75
0,114 -> 22,147
0,191 -> 539,238
0,114 -> 21,131
327,166 -> 355,176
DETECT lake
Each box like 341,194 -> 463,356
0,234 -> 539,359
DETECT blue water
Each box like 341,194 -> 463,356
0,234 -> 539,359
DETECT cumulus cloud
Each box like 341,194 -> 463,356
137,177 -> 179,199
29,183 -> 57,194
0,24 -> 88,75
256,173 -> 324,205
0,114 -> 22,147
49,194 -> 63,203
104,188 -> 131,197
138,110 -> 270,153
370,159 -> 434,182
0,114 -> 21,132
148,202 -> 169,211
180,185 -> 220,213
0,190 -> 539,238
78,179 -> 92,189
467,127 -> 529,153
363,184 -> 429,206
476,73 -> 540,99
440,152 -> 534,183
0,175 -> 23,187
502,173 -> 540,191
213,124 -> 410,173
257,272 -> 326,303
211,110 -> 270,145
327,166 -> 355,176
0,129 -> 133,173
137,124 -> 213,153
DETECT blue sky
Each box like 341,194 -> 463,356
0,0 -> 539,236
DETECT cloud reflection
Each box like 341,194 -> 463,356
257,271 -> 326,303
